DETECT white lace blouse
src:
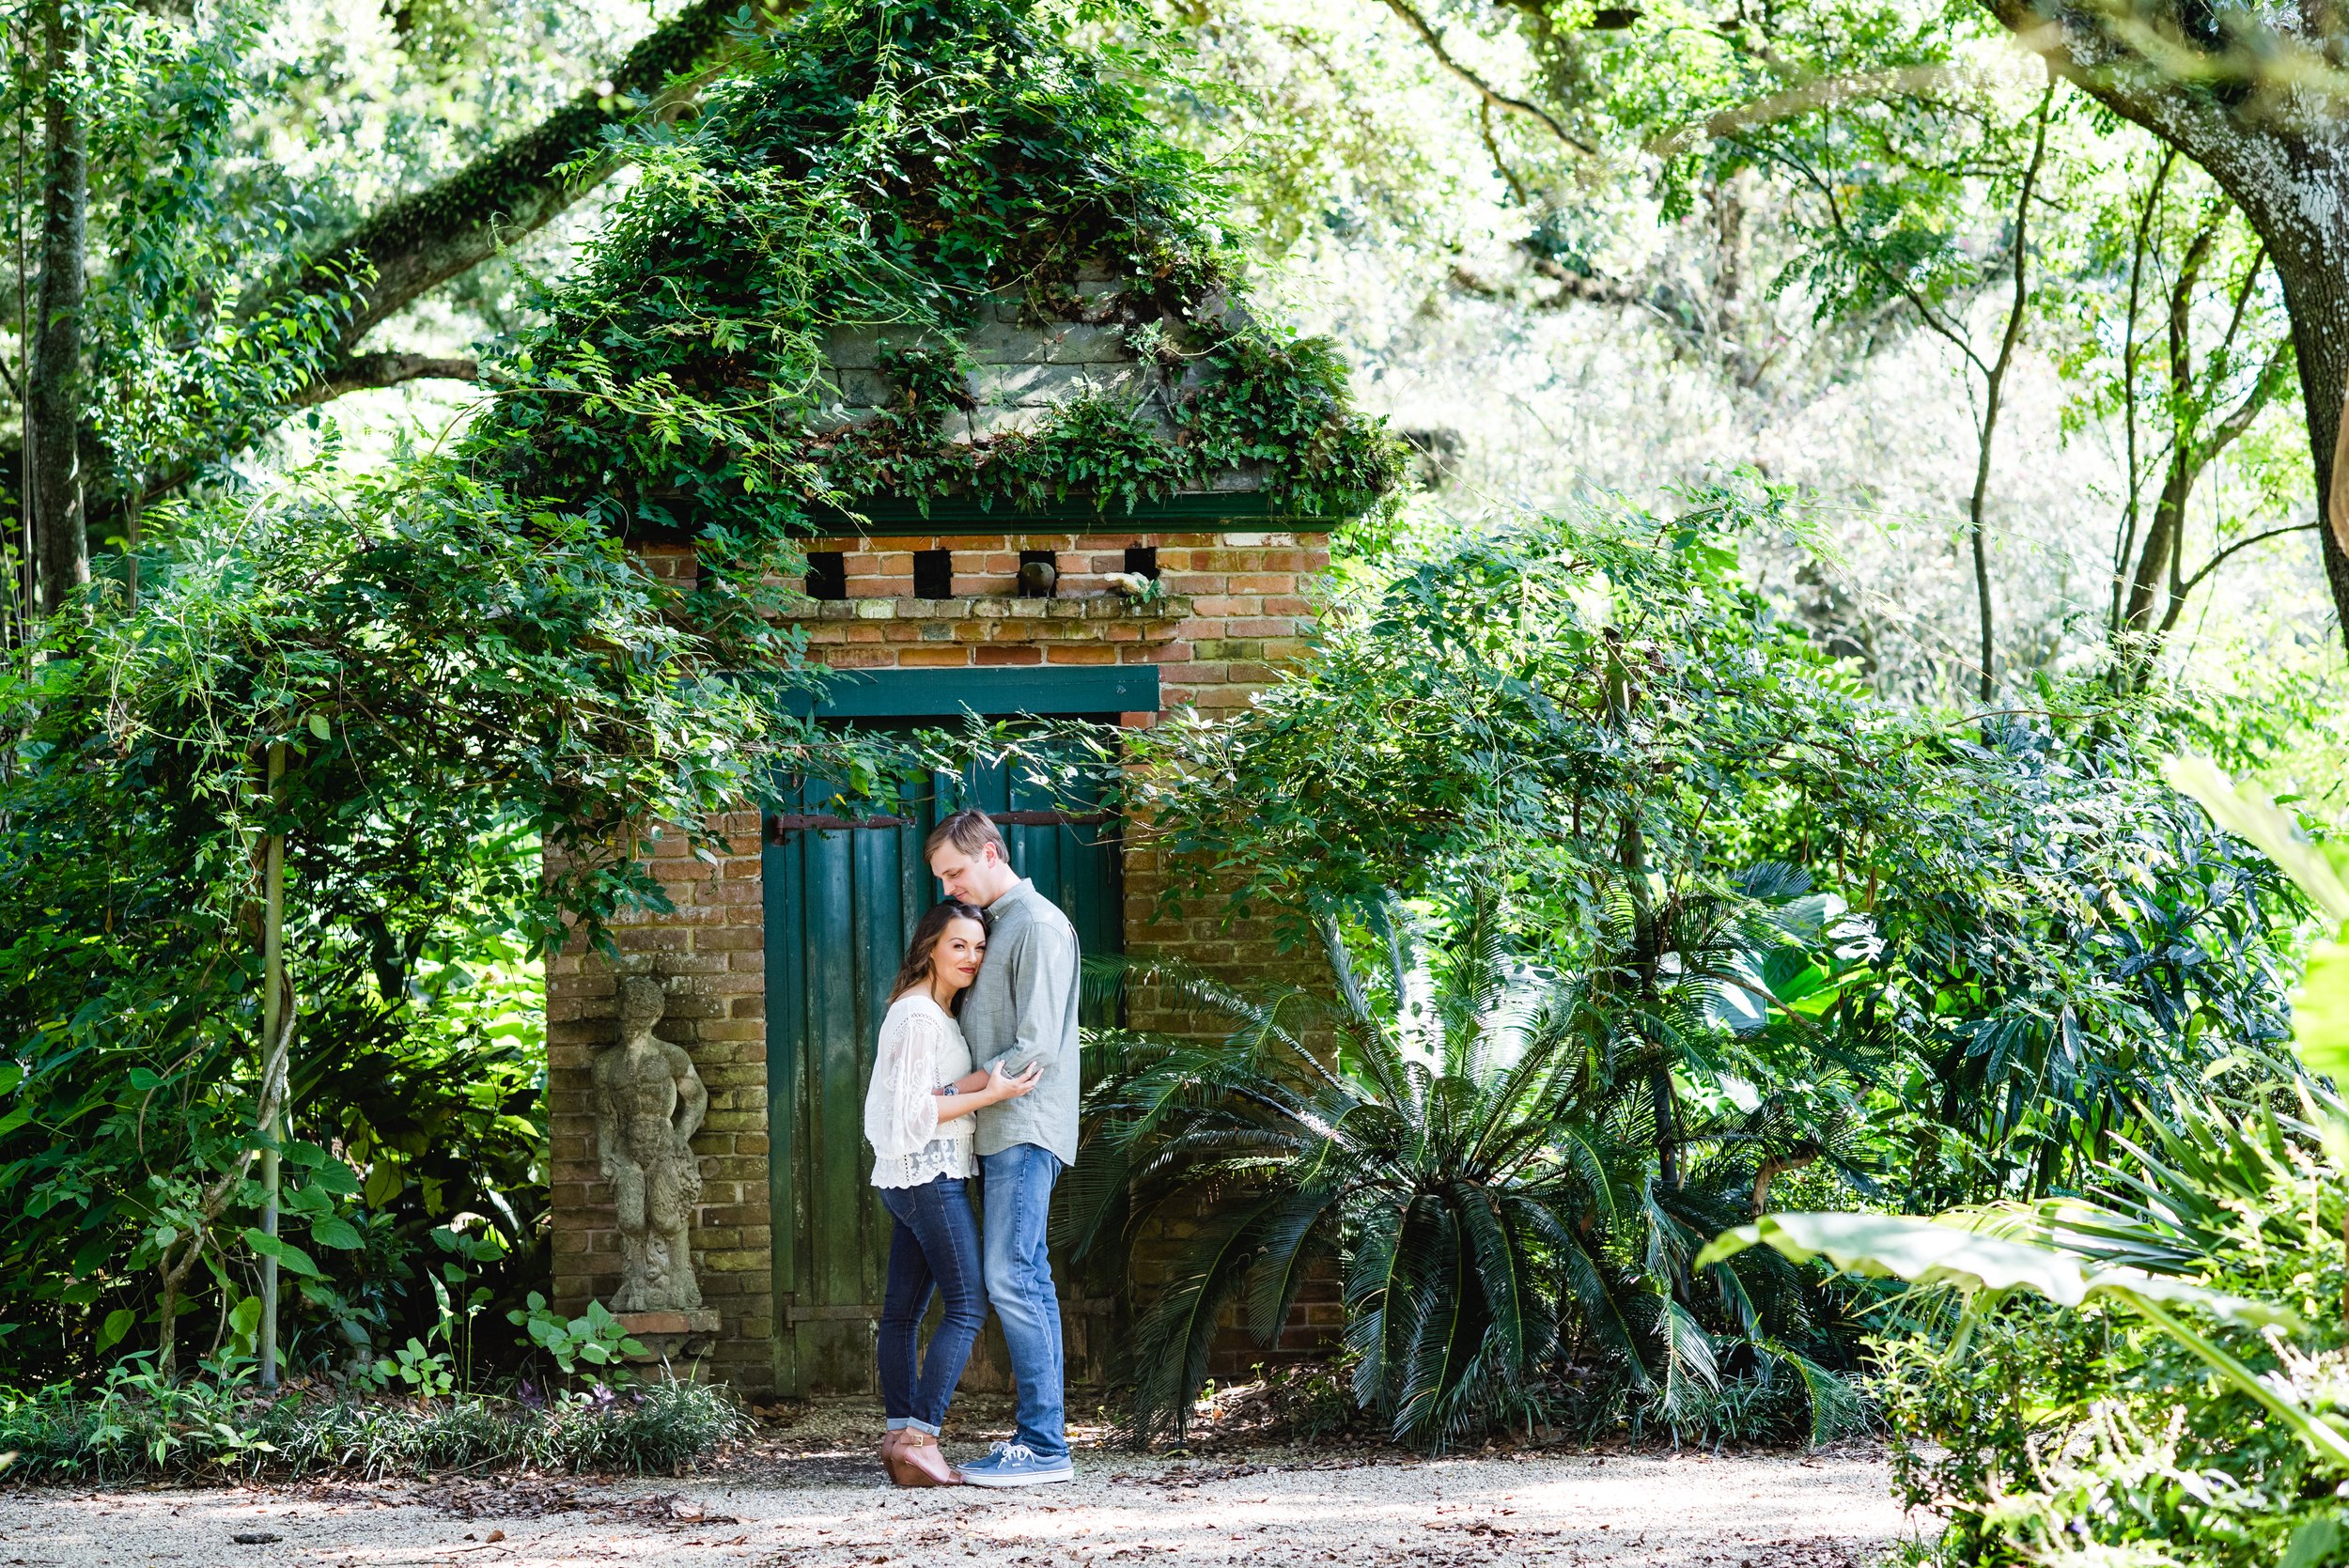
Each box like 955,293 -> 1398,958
863,992 -> 977,1188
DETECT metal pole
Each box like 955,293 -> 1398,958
258,739 -> 285,1389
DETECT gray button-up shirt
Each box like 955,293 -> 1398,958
961,877 -> 1081,1165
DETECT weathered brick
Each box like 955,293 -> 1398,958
555,532 -> 1329,1398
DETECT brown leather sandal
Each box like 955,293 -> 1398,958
879,1429 -> 916,1485
894,1430 -> 962,1487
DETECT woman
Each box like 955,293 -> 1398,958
863,899 -> 1040,1487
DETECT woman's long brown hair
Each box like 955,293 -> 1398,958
891,900 -> 988,1016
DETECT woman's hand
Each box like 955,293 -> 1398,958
983,1061 -> 1045,1103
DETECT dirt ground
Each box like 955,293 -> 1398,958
0,1396 -> 1928,1568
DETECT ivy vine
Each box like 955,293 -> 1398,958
465,0 -> 1403,543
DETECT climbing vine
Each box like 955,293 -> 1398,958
465,0 -> 1402,545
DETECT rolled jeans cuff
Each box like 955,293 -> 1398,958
896,1418 -> 941,1436
885,1418 -> 914,1432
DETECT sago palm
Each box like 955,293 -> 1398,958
1072,890 -> 1854,1447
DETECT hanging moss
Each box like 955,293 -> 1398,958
465,0 -> 1402,544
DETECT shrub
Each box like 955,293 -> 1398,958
1076,891 -> 1868,1451
0,1365 -> 747,1483
1718,1092 -> 2349,1566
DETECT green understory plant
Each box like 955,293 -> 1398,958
1074,890 -> 1868,1450
0,448 -> 843,1381
508,1294 -> 648,1382
1700,762 -> 2349,1565
0,1366 -> 744,1483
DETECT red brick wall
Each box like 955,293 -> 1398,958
796,528 -> 1320,713
545,526 -> 1335,1394
544,812 -> 774,1391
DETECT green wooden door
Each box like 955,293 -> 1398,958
762,742 -> 1122,1395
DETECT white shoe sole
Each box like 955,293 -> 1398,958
962,1467 -> 1075,1488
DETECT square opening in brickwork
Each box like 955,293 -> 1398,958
913,548 -> 954,599
1123,546 -> 1159,581
804,551 -> 848,600
1018,549 -> 1059,598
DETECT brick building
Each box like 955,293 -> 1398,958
526,1 -> 1394,1402
545,455 -> 1356,1400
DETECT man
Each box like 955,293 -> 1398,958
926,807 -> 1081,1488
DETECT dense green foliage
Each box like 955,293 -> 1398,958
469,0 -> 1401,543
2,7 -> 2342,1544
1045,487 -> 2311,1449
0,1365 -> 744,1481
1694,777 -> 2349,1565
1079,893 -> 1868,1448
1111,490 -> 2301,1202
0,453 -> 830,1380
1715,1094 -> 2349,1566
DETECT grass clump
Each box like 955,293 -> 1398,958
0,1365 -> 747,1483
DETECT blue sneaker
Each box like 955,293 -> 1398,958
958,1440 -> 1074,1488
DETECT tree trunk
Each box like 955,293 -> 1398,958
1980,0 -> 2349,656
2120,226 -> 2213,651
26,0 -> 86,614
2277,254 -> 2349,648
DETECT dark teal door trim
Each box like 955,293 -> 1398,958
762,736 -> 1126,1395
799,665 -> 1160,720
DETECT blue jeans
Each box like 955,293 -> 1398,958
877,1176 -> 986,1436
981,1144 -> 1067,1462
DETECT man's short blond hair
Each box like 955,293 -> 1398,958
924,808 -> 1006,862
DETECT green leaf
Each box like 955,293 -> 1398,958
302,1159 -> 360,1197
2164,756 -> 2349,924
1695,1212 -> 2291,1326
309,1217 -> 365,1250
1703,1211 -> 2348,1464
307,712 -> 331,740
363,1162 -> 402,1208
126,1068 -> 163,1092
241,1229 -> 322,1278
96,1308 -> 137,1354
2295,941 -> 2349,1085
2284,1518 -> 2342,1568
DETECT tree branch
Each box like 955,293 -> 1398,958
2176,520 -> 2323,598
1374,0 -> 1596,155
289,352 -> 480,407
1648,65 -> 1963,158
257,0 -> 782,367
2198,337 -> 2294,463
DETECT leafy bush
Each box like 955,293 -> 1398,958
0,1362 -> 746,1483
0,454 -> 841,1381
1077,893 -> 1869,1450
1698,764 -> 2349,1565
1710,1093 -> 2349,1565
1056,486 -> 2306,1452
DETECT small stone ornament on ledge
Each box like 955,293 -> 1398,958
592,979 -> 717,1343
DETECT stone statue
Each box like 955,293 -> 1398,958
592,977 -> 708,1312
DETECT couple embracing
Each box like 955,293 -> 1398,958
860,808 -> 1079,1489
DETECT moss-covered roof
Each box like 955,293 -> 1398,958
466,0 -> 1401,544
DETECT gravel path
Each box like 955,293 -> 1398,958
0,1446 -> 1920,1567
